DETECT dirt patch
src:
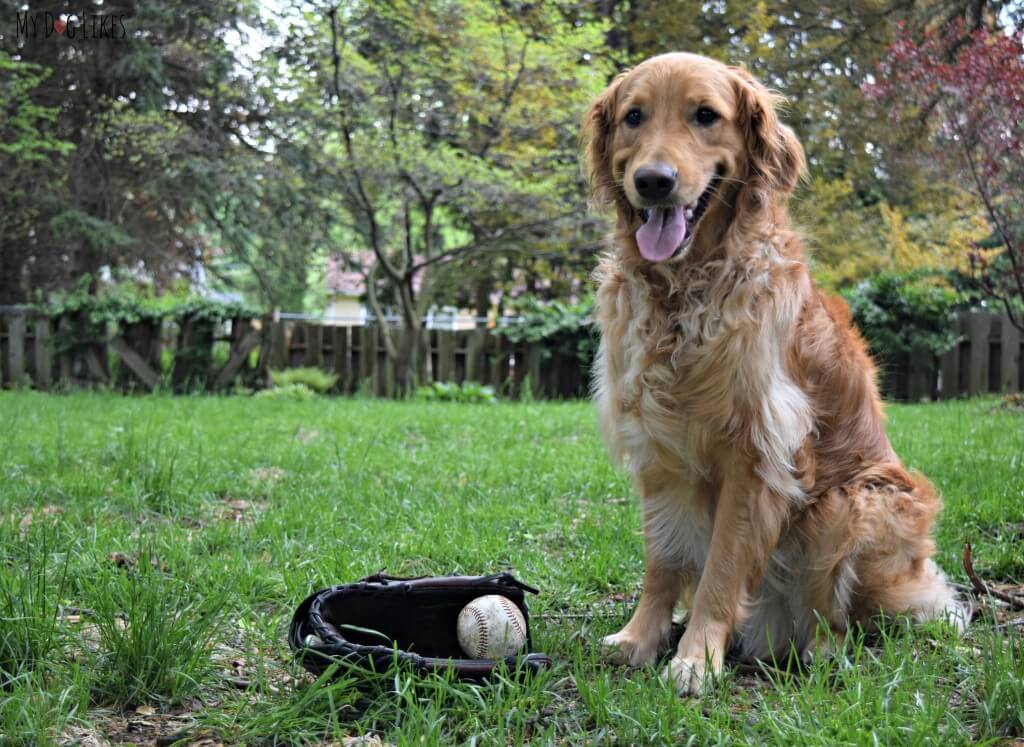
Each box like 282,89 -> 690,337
294,426 -> 321,444
17,504 -> 63,531
247,467 -> 287,484
60,707 -> 205,747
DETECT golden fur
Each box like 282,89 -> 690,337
582,53 -> 963,694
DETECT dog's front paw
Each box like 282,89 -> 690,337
660,655 -> 713,696
601,628 -> 663,667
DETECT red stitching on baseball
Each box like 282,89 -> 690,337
499,597 -> 525,644
470,604 -> 488,658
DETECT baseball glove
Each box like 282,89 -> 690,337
289,572 -> 553,680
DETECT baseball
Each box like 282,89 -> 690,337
456,594 -> 528,659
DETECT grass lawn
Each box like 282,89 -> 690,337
1,392 -> 1022,745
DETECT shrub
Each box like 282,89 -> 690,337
415,381 -> 497,404
842,270 -> 966,361
268,367 -> 338,394
498,294 -> 598,374
46,279 -> 260,327
254,383 -> 318,400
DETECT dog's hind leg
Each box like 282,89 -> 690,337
846,467 -> 968,632
866,557 -> 967,632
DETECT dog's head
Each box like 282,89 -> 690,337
582,53 -> 804,262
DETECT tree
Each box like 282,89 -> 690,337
585,0 -> 1011,289
259,0 -> 608,393
867,21 -> 1024,330
0,51 -> 72,303
0,1 -> 265,302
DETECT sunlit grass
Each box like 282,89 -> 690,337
0,391 -> 1020,744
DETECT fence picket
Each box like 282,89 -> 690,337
437,330 -> 455,383
305,323 -> 324,368
269,321 -> 287,370
8,312 -> 26,386
1000,312 -> 1021,393
965,312 -> 993,396
110,337 -> 161,390
359,325 -> 374,393
940,316 -> 962,399
332,326 -> 351,392
0,308 -> 1020,400
907,342 -> 933,401
465,327 -> 486,383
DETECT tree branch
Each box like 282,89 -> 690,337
327,6 -> 401,284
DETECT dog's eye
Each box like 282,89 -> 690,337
624,108 -> 644,127
695,107 -> 720,126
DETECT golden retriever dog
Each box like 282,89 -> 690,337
582,53 -> 964,694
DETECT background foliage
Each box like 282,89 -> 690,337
1,0 -> 1020,372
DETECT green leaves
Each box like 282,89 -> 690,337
45,280 -> 261,327
268,367 -> 340,394
499,294 -> 598,367
414,380 -> 497,403
0,52 -> 73,162
843,270 -> 965,358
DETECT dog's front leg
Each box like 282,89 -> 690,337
601,539 -> 683,667
602,474 -> 707,666
664,471 -> 786,695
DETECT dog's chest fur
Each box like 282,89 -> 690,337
593,249 -> 814,501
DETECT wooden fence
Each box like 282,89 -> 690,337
0,306 -> 1018,400
0,307 -> 588,398
878,311 -> 1022,400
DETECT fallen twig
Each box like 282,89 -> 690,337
538,611 -> 625,621
962,542 -> 1024,611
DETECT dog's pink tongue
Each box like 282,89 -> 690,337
635,207 -> 687,261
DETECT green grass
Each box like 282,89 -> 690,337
0,392 -> 1021,745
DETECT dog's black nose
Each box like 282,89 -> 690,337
634,164 -> 677,201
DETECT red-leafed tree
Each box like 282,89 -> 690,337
867,21 -> 1024,331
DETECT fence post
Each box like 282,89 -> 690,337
332,326 -> 351,392
359,325 -> 375,393
370,325 -> 383,395
268,320 -> 287,372
437,330 -> 455,382
964,311 -> 992,396
211,318 -> 262,391
1000,312 -> 1021,393
488,334 -> 506,391
465,327 -> 487,383
55,315 -> 71,385
0,311 -> 6,388
525,343 -> 543,398
7,311 -> 26,387
305,323 -> 324,368
384,345 -> 396,398
907,342 -> 933,401
939,316 -> 962,399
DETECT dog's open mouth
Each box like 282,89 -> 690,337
635,173 -> 721,262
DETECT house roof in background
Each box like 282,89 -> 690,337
326,252 -> 368,296
326,251 -> 426,296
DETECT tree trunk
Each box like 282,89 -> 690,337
389,274 -> 425,398
0,244 -> 27,304
393,322 -> 421,397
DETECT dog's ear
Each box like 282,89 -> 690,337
581,72 -> 628,209
730,67 -> 805,197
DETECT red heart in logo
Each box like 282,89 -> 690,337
53,18 -> 66,34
